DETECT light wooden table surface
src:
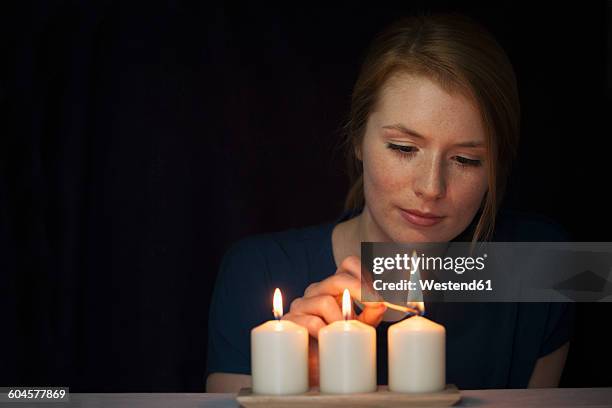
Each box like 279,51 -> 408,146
3,388 -> 611,407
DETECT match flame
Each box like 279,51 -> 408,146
342,288 -> 352,320
407,301 -> 425,315
273,288 -> 283,320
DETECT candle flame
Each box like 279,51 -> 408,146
342,288 -> 352,320
273,288 -> 283,320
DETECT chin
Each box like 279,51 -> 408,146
392,229 -> 435,244
394,222 -> 457,243
396,216 -> 455,243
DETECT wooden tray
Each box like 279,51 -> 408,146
236,384 -> 461,407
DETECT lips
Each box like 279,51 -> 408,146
399,208 -> 445,227
405,209 -> 443,218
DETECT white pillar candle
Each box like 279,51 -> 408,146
318,289 -> 377,394
251,288 -> 309,395
388,302 -> 445,393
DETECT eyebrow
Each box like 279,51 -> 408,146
382,124 -> 485,148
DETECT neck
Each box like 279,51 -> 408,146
356,205 -> 392,245
334,205 -> 393,268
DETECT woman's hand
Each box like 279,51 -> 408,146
281,255 -> 385,386
282,255 -> 387,337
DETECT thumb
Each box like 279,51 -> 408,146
357,302 -> 387,327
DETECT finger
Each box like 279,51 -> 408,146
289,295 -> 343,324
357,302 -> 387,327
282,313 -> 326,338
303,272 -> 362,301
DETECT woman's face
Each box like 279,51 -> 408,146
359,72 -> 489,243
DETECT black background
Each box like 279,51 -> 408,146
2,1 -> 611,391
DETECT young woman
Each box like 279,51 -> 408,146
206,13 -> 573,392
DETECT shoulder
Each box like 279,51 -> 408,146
217,220 -> 336,299
222,221 -> 334,265
494,208 -> 572,241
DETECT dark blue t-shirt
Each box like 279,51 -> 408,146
206,207 -> 575,389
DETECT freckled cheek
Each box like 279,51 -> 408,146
364,161 -> 487,214
363,150 -> 410,197
447,171 -> 488,210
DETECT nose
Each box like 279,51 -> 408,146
413,157 -> 446,200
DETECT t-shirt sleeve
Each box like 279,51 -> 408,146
206,237 -> 271,378
538,302 -> 576,358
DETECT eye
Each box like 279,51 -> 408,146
454,156 -> 482,167
386,143 -> 417,160
387,142 -> 483,168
